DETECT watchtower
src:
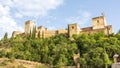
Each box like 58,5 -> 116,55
92,14 -> 106,29
68,23 -> 80,37
25,20 -> 36,34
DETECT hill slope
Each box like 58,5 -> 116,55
0,58 -> 48,68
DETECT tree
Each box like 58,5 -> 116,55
117,29 -> 120,34
1,29 -> 120,68
42,31 -> 44,39
103,49 -> 111,68
3,32 -> 8,40
30,29 -> 32,38
38,31 -> 41,39
32,26 -> 36,39
68,25 -> 70,37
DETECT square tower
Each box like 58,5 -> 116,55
25,20 -> 36,34
68,23 -> 80,37
92,15 -> 106,29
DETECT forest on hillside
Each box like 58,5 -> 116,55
0,31 -> 120,68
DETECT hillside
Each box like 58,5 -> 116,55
1,32 -> 120,68
0,58 -> 48,68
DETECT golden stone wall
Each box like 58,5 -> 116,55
12,31 -> 22,37
12,15 -> 113,38
44,30 -> 56,38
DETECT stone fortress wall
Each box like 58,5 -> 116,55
12,14 -> 113,38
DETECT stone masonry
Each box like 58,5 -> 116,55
12,14 -> 113,38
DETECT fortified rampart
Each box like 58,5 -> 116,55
12,14 -> 113,38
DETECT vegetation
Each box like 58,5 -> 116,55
0,31 -> 120,68
0,33 -> 77,68
0,58 -> 45,68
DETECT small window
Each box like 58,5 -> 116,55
97,20 -> 99,23
72,26 -> 74,29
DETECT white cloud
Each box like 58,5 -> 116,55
0,0 -> 64,39
0,0 -> 13,7
2,0 -> 64,17
0,18 -> 23,39
66,11 -> 91,26
0,4 -> 23,39
14,13 -> 23,18
47,26 -> 56,30
0,5 -> 10,16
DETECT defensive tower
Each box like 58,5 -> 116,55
25,20 -> 36,34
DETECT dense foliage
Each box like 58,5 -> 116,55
73,32 -> 120,68
0,34 -> 77,68
0,31 -> 120,68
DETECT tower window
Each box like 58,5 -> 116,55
97,20 -> 99,23
72,26 -> 74,29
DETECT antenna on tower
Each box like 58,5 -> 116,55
101,12 -> 107,26
101,12 -> 105,17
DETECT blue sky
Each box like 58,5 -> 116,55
0,0 -> 120,39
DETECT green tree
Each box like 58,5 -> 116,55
42,31 -> 44,39
32,26 -> 36,39
38,31 -> 41,39
103,49 -> 111,68
4,32 -> 8,39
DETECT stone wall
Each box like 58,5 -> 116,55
12,31 -> 22,37
12,15 -> 113,38
112,63 -> 120,68
80,25 -> 112,35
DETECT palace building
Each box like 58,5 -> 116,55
12,14 -> 113,38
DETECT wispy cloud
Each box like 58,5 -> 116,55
66,11 -> 91,26
47,26 -> 57,30
2,0 -> 64,17
0,4 -> 23,38
0,15 -> 23,39
0,0 -> 64,39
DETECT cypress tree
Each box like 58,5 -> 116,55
68,24 -> 70,37
32,26 -> 36,39
30,29 -> 32,38
38,31 -> 41,39
42,31 -> 44,39
3,32 -> 8,40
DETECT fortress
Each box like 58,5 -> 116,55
12,14 -> 113,38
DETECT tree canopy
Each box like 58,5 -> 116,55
0,32 -> 120,68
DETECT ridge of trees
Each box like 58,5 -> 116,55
0,31 -> 120,68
